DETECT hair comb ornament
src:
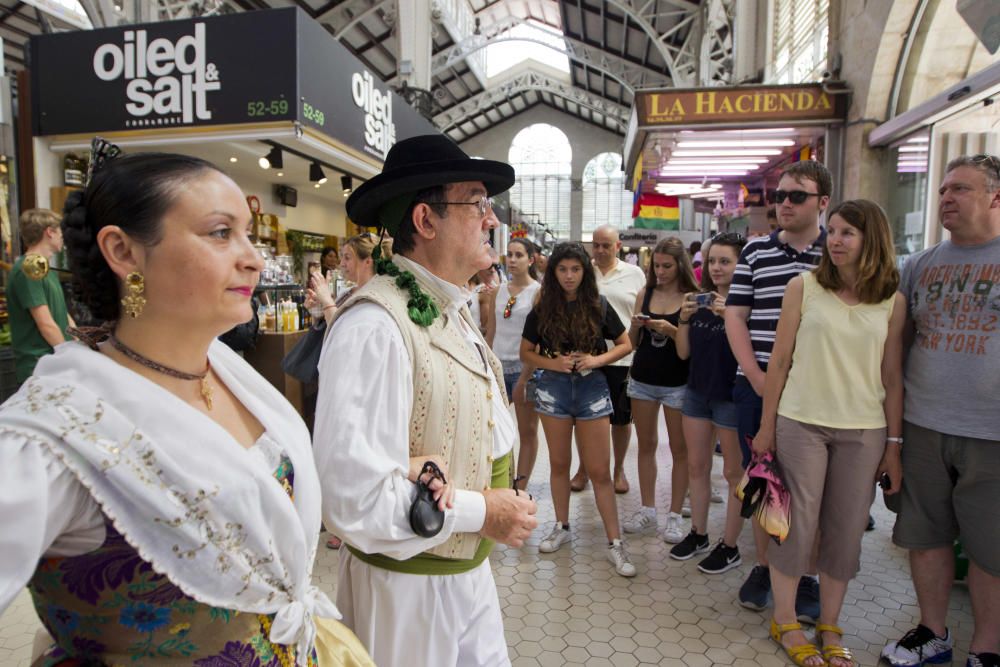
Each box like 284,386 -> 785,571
86,137 -> 122,184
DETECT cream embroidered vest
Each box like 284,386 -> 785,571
334,271 -> 508,560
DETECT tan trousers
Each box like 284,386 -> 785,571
768,415 -> 886,581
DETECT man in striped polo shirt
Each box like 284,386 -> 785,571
724,160 -> 831,620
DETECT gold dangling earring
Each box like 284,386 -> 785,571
121,271 -> 147,319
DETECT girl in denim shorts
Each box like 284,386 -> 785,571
672,233 -> 747,574
623,237 -> 698,545
520,243 -> 636,577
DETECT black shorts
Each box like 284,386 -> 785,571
601,365 -> 632,426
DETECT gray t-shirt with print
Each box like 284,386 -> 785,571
900,235 -> 1000,440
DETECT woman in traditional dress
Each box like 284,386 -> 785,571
0,143 -> 371,666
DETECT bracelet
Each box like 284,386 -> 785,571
886,437 -> 903,444
678,319 -> 691,325
322,304 -> 337,311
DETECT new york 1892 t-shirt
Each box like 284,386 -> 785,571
900,235 -> 1000,440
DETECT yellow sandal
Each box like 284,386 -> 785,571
770,619 -> 827,666
815,624 -> 856,667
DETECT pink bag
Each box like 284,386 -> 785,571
736,443 -> 791,545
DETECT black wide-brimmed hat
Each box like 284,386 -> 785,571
346,134 -> 515,232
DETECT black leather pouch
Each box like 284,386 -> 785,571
409,460 -> 446,538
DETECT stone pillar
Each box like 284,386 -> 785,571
397,0 -> 433,91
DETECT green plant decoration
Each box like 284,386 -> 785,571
285,229 -> 305,277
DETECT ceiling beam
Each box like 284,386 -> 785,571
434,68 -> 629,134
423,14 -> 671,93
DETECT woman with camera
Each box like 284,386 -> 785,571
670,233 -> 747,573
622,237 -> 699,544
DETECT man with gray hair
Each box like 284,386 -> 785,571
881,154 -> 1000,667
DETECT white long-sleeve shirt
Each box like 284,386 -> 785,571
314,256 -> 516,562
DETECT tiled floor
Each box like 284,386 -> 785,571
1,414 -> 974,666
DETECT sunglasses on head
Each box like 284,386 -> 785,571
773,189 -> 822,205
970,154 -> 1000,180
712,232 -> 745,244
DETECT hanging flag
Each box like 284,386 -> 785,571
633,193 -> 680,230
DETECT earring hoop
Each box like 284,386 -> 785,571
121,271 -> 146,319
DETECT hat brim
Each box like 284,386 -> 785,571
347,157 -> 515,230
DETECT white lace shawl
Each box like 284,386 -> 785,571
0,340 -> 338,664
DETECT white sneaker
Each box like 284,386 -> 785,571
538,523 -> 571,553
711,486 -> 724,504
623,508 -> 656,533
608,539 -> 637,577
662,512 -> 686,543
681,499 -> 692,518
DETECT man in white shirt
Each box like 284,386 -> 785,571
570,225 -> 647,494
314,135 -> 538,667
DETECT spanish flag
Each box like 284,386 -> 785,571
632,193 -> 680,230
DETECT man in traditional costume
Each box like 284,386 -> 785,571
314,135 -> 539,667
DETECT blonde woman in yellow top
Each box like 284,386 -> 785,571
753,199 -> 907,667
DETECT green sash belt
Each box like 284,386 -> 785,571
347,451 -> 512,576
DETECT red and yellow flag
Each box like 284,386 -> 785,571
632,193 -> 679,230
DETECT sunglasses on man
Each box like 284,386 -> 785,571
773,189 -> 822,205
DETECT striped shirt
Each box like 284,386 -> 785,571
725,228 -> 826,373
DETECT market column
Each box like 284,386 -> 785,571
396,0 -> 433,100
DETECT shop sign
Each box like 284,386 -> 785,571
619,230 -> 664,245
295,12 -> 432,160
31,11 -> 297,135
30,8 -> 436,155
636,84 -> 845,126
351,71 -> 397,159
92,23 -> 220,127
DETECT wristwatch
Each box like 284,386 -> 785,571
886,437 -> 903,444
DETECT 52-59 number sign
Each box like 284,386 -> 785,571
247,99 -> 289,117
302,101 -> 325,126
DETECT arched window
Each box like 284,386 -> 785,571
508,123 -> 572,240
582,152 -> 632,237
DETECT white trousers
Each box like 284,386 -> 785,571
337,551 -> 510,667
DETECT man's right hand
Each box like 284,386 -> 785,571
480,488 -> 538,547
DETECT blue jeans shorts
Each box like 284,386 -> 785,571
503,369 -> 540,403
626,377 -> 686,410
534,370 -> 613,421
681,386 -> 738,430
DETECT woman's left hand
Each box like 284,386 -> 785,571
570,352 -> 600,372
875,447 -> 903,496
645,319 -> 676,337
308,269 -> 335,309
710,292 -> 726,317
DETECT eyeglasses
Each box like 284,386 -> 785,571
970,154 -> 1000,180
773,189 -> 822,205
423,194 -> 495,217
712,232 -> 745,243
503,295 -> 517,319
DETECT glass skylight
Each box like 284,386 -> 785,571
485,20 -> 571,78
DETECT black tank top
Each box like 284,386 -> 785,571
629,289 -> 689,387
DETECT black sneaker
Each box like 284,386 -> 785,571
738,564 -> 771,610
866,514 -> 876,531
697,540 -> 742,574
968,652 -> 1000,667
668,530 -> 710,561
795,575 -> 820,624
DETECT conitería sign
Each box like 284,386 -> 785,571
636,84 -> 846,126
